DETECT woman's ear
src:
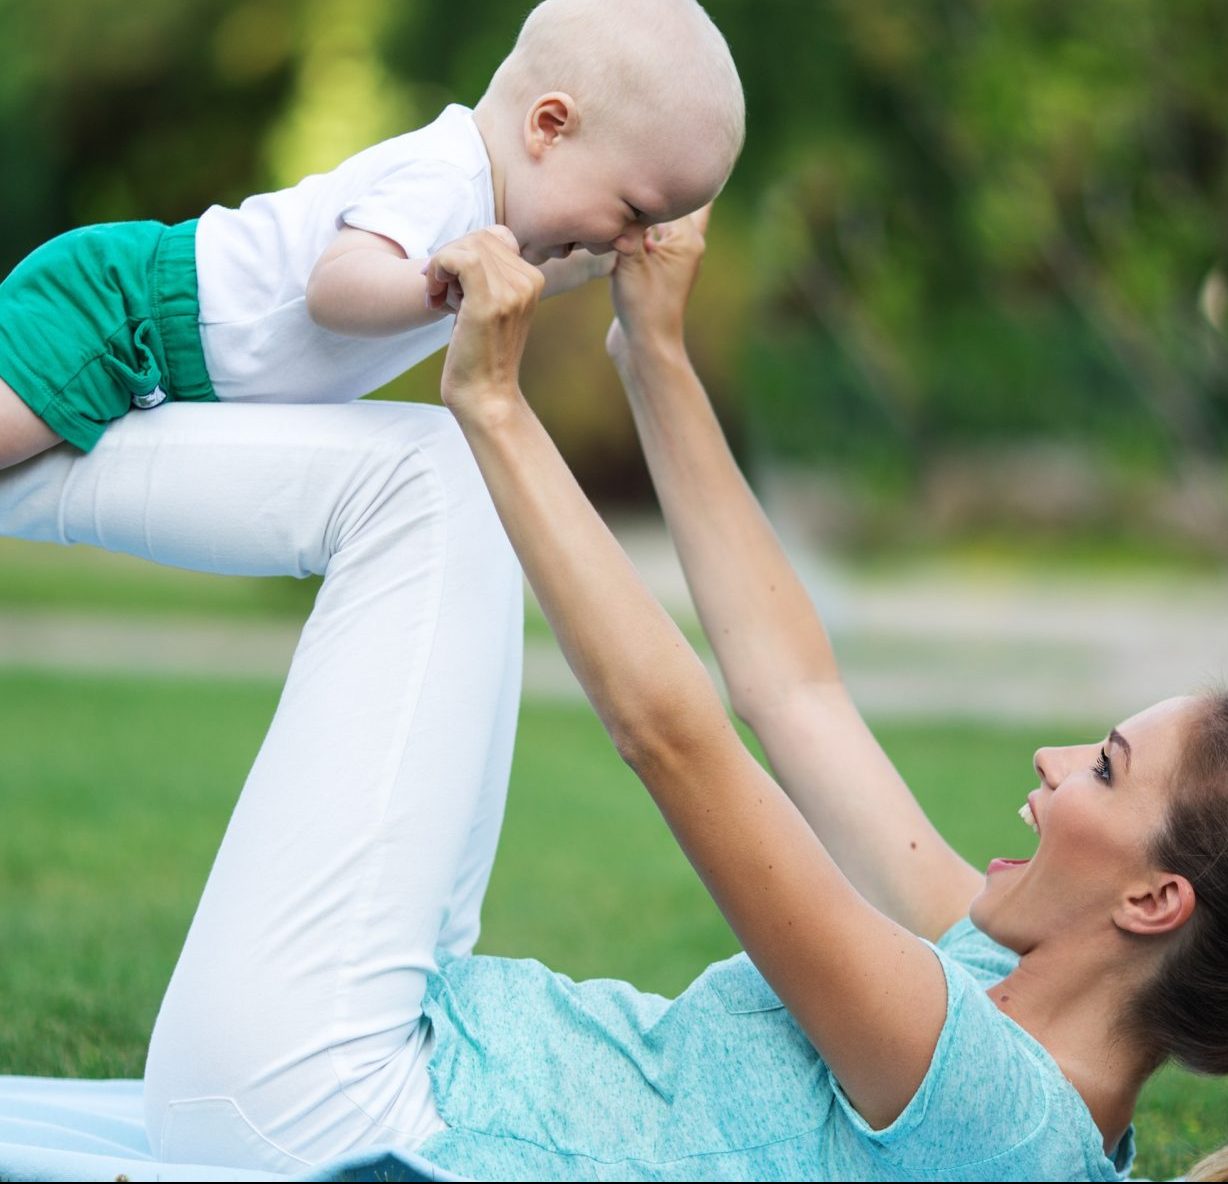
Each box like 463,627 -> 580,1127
1114,874 -> 1196,937
524,93 -> 580,159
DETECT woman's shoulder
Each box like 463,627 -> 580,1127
880,925 -> 1134,1181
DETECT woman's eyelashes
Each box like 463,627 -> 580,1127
1093,747 -> 1112,784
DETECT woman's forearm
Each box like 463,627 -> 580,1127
457,396 -> 730,767
612,332 -> 982,939
613,339 -> 839,725
458,395 -> 949,1132
433,231 -> 951,1127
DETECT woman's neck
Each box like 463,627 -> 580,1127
989,938 -> 1156,1154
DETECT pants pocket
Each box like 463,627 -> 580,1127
101,319 -> 167,408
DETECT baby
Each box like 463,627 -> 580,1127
0,0 -> 743,469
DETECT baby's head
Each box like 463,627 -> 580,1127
475,0 -> 744,265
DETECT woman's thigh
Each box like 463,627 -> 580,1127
0,402 -> 523,1169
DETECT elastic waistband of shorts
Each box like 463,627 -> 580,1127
151,218 -> 214,402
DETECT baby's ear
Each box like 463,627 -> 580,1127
525,92 -> 580,156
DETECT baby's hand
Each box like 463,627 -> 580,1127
425,226 -> 521,312
537,248 -> 618,299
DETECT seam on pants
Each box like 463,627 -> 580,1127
324,437 -> 453,1134
435,557 -> 520,960
162,1095 -> 312,1170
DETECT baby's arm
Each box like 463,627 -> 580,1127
308,230 -> 614,336
306,227 -> 445,337
537,249 -> 617,299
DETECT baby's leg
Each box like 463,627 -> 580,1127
0,400 -> 523,1171
0,376 -> 61,469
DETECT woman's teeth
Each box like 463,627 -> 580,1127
1018,801 -> 1039,835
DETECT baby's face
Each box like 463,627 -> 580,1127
502,129 -> 723,266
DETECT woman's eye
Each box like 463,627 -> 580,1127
1093,748 -> 1112,784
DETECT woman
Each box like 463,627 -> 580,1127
3,213 -> 1225,1181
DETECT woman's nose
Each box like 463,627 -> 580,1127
1034,743 -> 1090,788
1033,746 -> 1058,787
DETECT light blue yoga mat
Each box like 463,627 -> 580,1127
0,1077 -> 465,1182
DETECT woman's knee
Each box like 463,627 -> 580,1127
329,404 -> 514,579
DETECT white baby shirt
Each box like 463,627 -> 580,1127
194,104 -> 495,405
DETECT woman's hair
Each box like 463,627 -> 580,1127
1129,690 -> 1228,1180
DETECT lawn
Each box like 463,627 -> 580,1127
0,668 -> 1222,1179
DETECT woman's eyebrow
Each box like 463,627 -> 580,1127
1108,728 -> 1133,770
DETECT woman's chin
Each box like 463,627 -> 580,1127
968,884 -> 1006,938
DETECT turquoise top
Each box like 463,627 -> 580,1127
418,918 -> 1135,1181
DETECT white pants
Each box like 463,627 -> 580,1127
0,401 -> 524,1172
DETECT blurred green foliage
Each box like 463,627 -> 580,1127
744,1 -> 1228,488
1,0 -> 1226,519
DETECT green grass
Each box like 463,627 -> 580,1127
0,537 -> 320,619
0,668 -> 1222,1177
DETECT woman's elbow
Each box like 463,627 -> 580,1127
608,694 -> 729,785
728,681 -> 784,734
607,709 -> 665,776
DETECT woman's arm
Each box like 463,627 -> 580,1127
606,212 -> 983,942
428,229 -> 948,1131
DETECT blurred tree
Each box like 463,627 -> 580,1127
1,0 -> 1225,526
747,0 -> 1228,502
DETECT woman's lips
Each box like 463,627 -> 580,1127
987,857 -> 1031,875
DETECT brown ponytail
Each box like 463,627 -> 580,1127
1127,692 -> 1228,1177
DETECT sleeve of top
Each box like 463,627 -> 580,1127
825,941 -> 1052,1176
337,161 -> 486,261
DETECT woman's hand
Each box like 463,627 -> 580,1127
427,227 -> 545,424
607,205 -> 711,365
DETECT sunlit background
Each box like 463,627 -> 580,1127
1,1 -> 1227,1176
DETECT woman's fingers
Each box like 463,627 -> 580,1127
424,260 -> 456,309
641,205 -> 710,256
607,205 -> 712,353
486,224 -> 520,254
426,227 -> 530,312
432,229 -> 545,416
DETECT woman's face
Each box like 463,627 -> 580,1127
970,695 -> 1197,954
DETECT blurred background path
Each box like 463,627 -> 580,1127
2,515 -> 1224,726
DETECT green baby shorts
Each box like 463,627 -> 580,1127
0,219 -> 216,452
